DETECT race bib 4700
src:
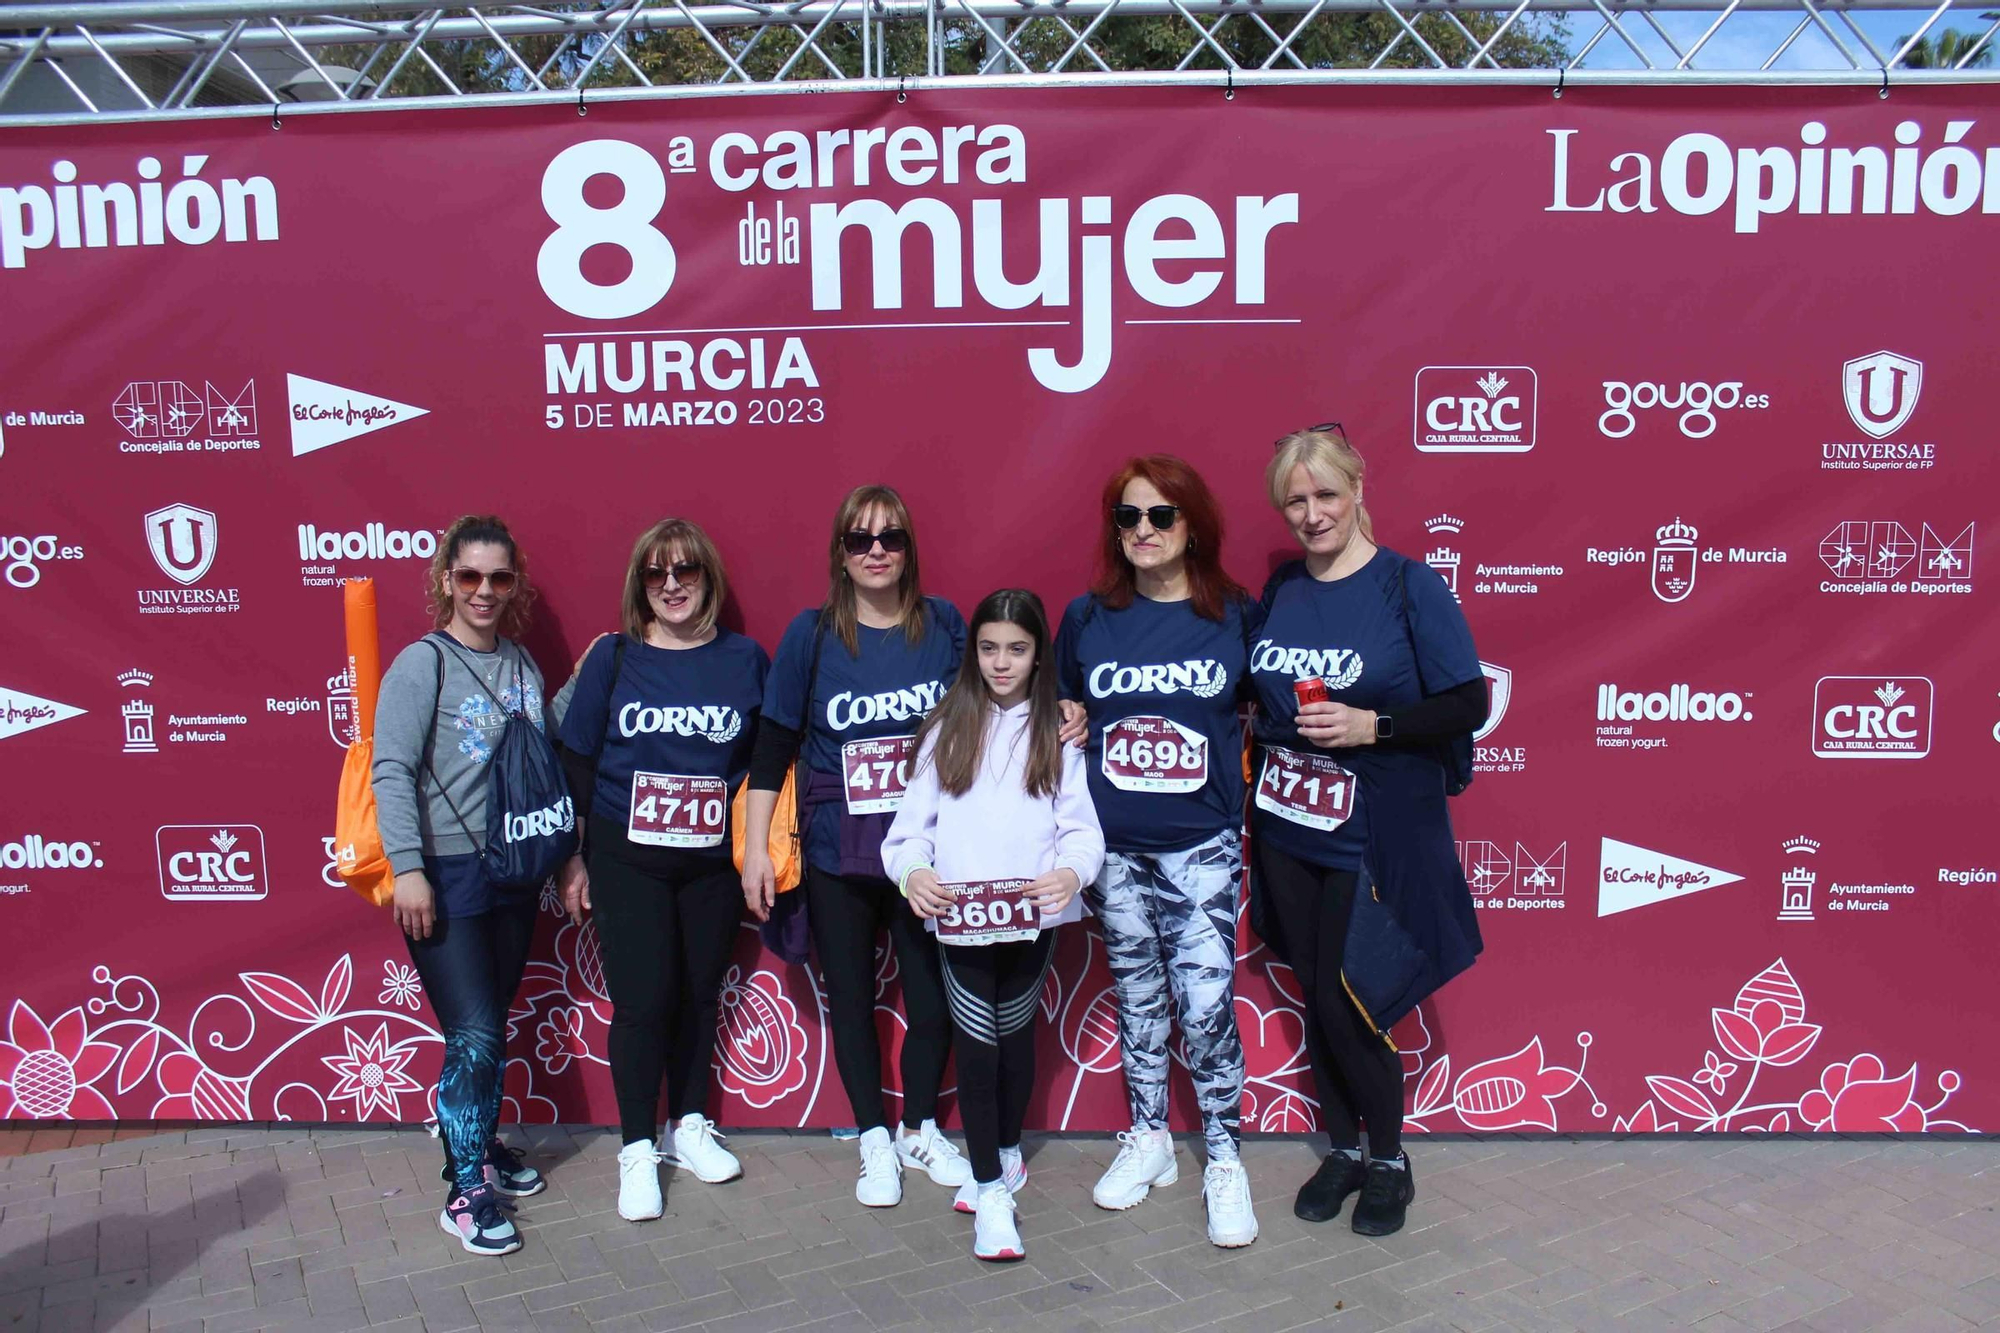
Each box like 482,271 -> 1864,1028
1254,745 -> 1355,831
842,735 -> 915,814
1101,715 -> 1208,793
628,772 -> 727,847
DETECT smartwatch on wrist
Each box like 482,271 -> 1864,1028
1374,713 -> 1394,740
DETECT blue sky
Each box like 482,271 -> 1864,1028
1560,8 -> 1993,70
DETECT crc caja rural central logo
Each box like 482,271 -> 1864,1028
1811,676 -> 1934,759
156,824 -> 268,901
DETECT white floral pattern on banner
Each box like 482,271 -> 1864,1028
0,939 -> 1976,1134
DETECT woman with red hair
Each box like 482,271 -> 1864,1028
1054,455 -> 1261,1249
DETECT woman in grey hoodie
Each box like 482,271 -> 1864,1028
371,514 -> 556,1257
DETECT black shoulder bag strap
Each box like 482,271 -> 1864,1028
421,634 -> 480,846
795,612 -> 827,834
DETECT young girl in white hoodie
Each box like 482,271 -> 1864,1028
881,589 -> 1105,1263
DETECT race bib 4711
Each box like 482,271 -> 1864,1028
1253,745 -> 1355,831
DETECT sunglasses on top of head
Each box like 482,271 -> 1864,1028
451,567 -> 517,594
1112,504 -> 1181,531
1272,420 -> 1346,450
842,528 -> 910,557
642,562 -> 704,590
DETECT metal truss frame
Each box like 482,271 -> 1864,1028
1,0 -> 1996,122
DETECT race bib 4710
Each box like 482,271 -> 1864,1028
628,772 -> 727,847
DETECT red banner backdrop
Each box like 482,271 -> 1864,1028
2,87 -> 1995,1137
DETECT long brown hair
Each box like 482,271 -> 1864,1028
620,518 -> 728,640
1092,454 -> 1247,621
425,514 -> 535,637
825,483 -> 929,654
914,589 -> 1063,800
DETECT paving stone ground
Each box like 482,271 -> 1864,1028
0,1124 -> 1994,1332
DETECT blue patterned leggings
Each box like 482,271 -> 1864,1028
1087,828 -> 1246,1161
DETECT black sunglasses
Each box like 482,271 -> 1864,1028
842,528 -> 910,557
1112,504 -> 1181,531
642,562 -> 704,590
1273,420 -> 1346,450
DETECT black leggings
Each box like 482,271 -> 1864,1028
1254,841 -> 1405,1160
941,932 -> 1056,1184
806,865 -> 952,1133
404,868 -> 538,1194
589,851 -> 742,1143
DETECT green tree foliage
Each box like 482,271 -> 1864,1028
304,1 -> 1571,96
1893,22 -> 1996,68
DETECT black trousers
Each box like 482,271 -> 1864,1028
1254,840 -> 1405,1159
940,932 -> 1057,1183
806,865 -> 952,1133
588,849 -> 742,1143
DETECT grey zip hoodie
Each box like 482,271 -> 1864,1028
371,633 -> 549,875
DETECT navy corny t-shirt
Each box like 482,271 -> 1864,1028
557,629 -> 769,859
763,597 -> 965,876
1249,548 -> 1479,870
1056,593 -> 1259,855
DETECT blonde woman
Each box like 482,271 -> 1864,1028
1248,425 -> 1486,1238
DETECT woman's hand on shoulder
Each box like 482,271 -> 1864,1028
1057,700 -> 1089,749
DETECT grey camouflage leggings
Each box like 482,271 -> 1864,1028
1086,828 -> 1245,1161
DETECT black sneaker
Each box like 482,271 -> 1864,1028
440,1139 -> 547,1198
1350,1156 -> 1416,1236
483,1137 -> 547,1197
439,1181 -> 523,1256
1293,1150 -> 1367,1223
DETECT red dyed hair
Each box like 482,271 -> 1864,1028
1092,455 -> 1246,622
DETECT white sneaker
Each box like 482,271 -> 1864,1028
616,1140 -> 664,1221
1203,1159 -> 1259,1248
972,1184 -> 1024,1262
953,1148 -> 1028,1214
664,1113 -> 742,1184
1092,1128 -> 1177,1210
855,1126 -> 903,1207
897,1120 -> 973,1187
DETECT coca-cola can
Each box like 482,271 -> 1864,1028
1293,676 -> 1330,708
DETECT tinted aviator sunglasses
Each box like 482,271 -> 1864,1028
842,527 -> 910,556
451,567 -> 517,594
642,562 -> 704,590
1112,504 -> 1181,531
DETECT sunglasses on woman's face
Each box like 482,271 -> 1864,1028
642,562 -> 704,590
451,567 -> 517,594
1112,504 -> 1180,531
842,527 -> 909,557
